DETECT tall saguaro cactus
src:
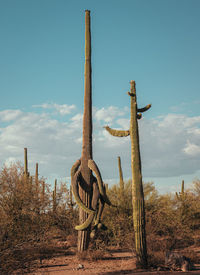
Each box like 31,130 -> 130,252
71,10 -> 111,252
105,81 -> 151,267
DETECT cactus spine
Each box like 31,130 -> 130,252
105,81 -> 151,267
71,10 -> 111,252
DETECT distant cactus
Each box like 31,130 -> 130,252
53,179 -> 57,213
118,156 -> 124,194
176,180 -> 189,224
68,185 -> 75,210
23,148 -> 30,179
105,80 -> 151,268
35,163 -> 39,191
176,180 -> 186,201
71,10 -> 112,252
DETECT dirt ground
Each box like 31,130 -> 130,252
29,241 -> 200,275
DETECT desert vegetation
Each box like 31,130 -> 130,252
0,157 -> 200,273
1,9 -> 199,275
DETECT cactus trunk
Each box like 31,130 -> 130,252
105,80 -> 150,268
77,10 -> 93,252
130,81 -> 147,267
71,11 -> 112,252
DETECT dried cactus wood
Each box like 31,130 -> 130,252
71,10 -> 110,252
105,81 -> 151,268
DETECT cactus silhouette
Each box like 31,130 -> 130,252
71,10 -> 111,252
105,80 -> 151,267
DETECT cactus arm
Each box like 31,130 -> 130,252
91,179 -> 100,210
75,212 -> 95,231
104,126 -> 130,137
94,194 -> 105,225
88,159 -> 112,206
71,159 -> 94,213
137,104 -> 151,113
71,168 -> 95,214
71,159 -> 81,177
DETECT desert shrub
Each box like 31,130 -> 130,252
101,180 -> 133,248
0,163 -> 77,274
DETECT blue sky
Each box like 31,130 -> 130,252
0,0 -> 200,193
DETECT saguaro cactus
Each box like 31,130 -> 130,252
23,148 -> 30,179
105,80 -> 151,267
176,180 -> 186,201
35,163 -> 39,191
118,156 -> 124,193
71,10 -> 111,252
53,179 -> 57,213
68,185 -> 75,210
176,180 -> 188,223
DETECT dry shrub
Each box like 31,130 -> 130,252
0,163 -> 78,274
77,249 -> 106,261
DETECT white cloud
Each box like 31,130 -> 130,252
33,103 -> 76,115
183,141 -> 200,156
0,106 -> 200,192
94,106 -> 128,123
0,109 -> 22,122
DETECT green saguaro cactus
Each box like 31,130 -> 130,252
71,10 -> 112,252
105,80 -> 151,268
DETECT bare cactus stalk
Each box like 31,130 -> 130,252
105,80 -> 151,268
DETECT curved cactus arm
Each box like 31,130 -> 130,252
75,212 -> 95,231
94,194 -> 105,225
71,168 -> 95,215
91,179 -> 100,210
71,159 -> 81,177
137,104 -> 151,113
104,126 -> 130,137
88,159 -> 113,206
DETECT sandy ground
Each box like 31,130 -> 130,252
29,245 -> 200,275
